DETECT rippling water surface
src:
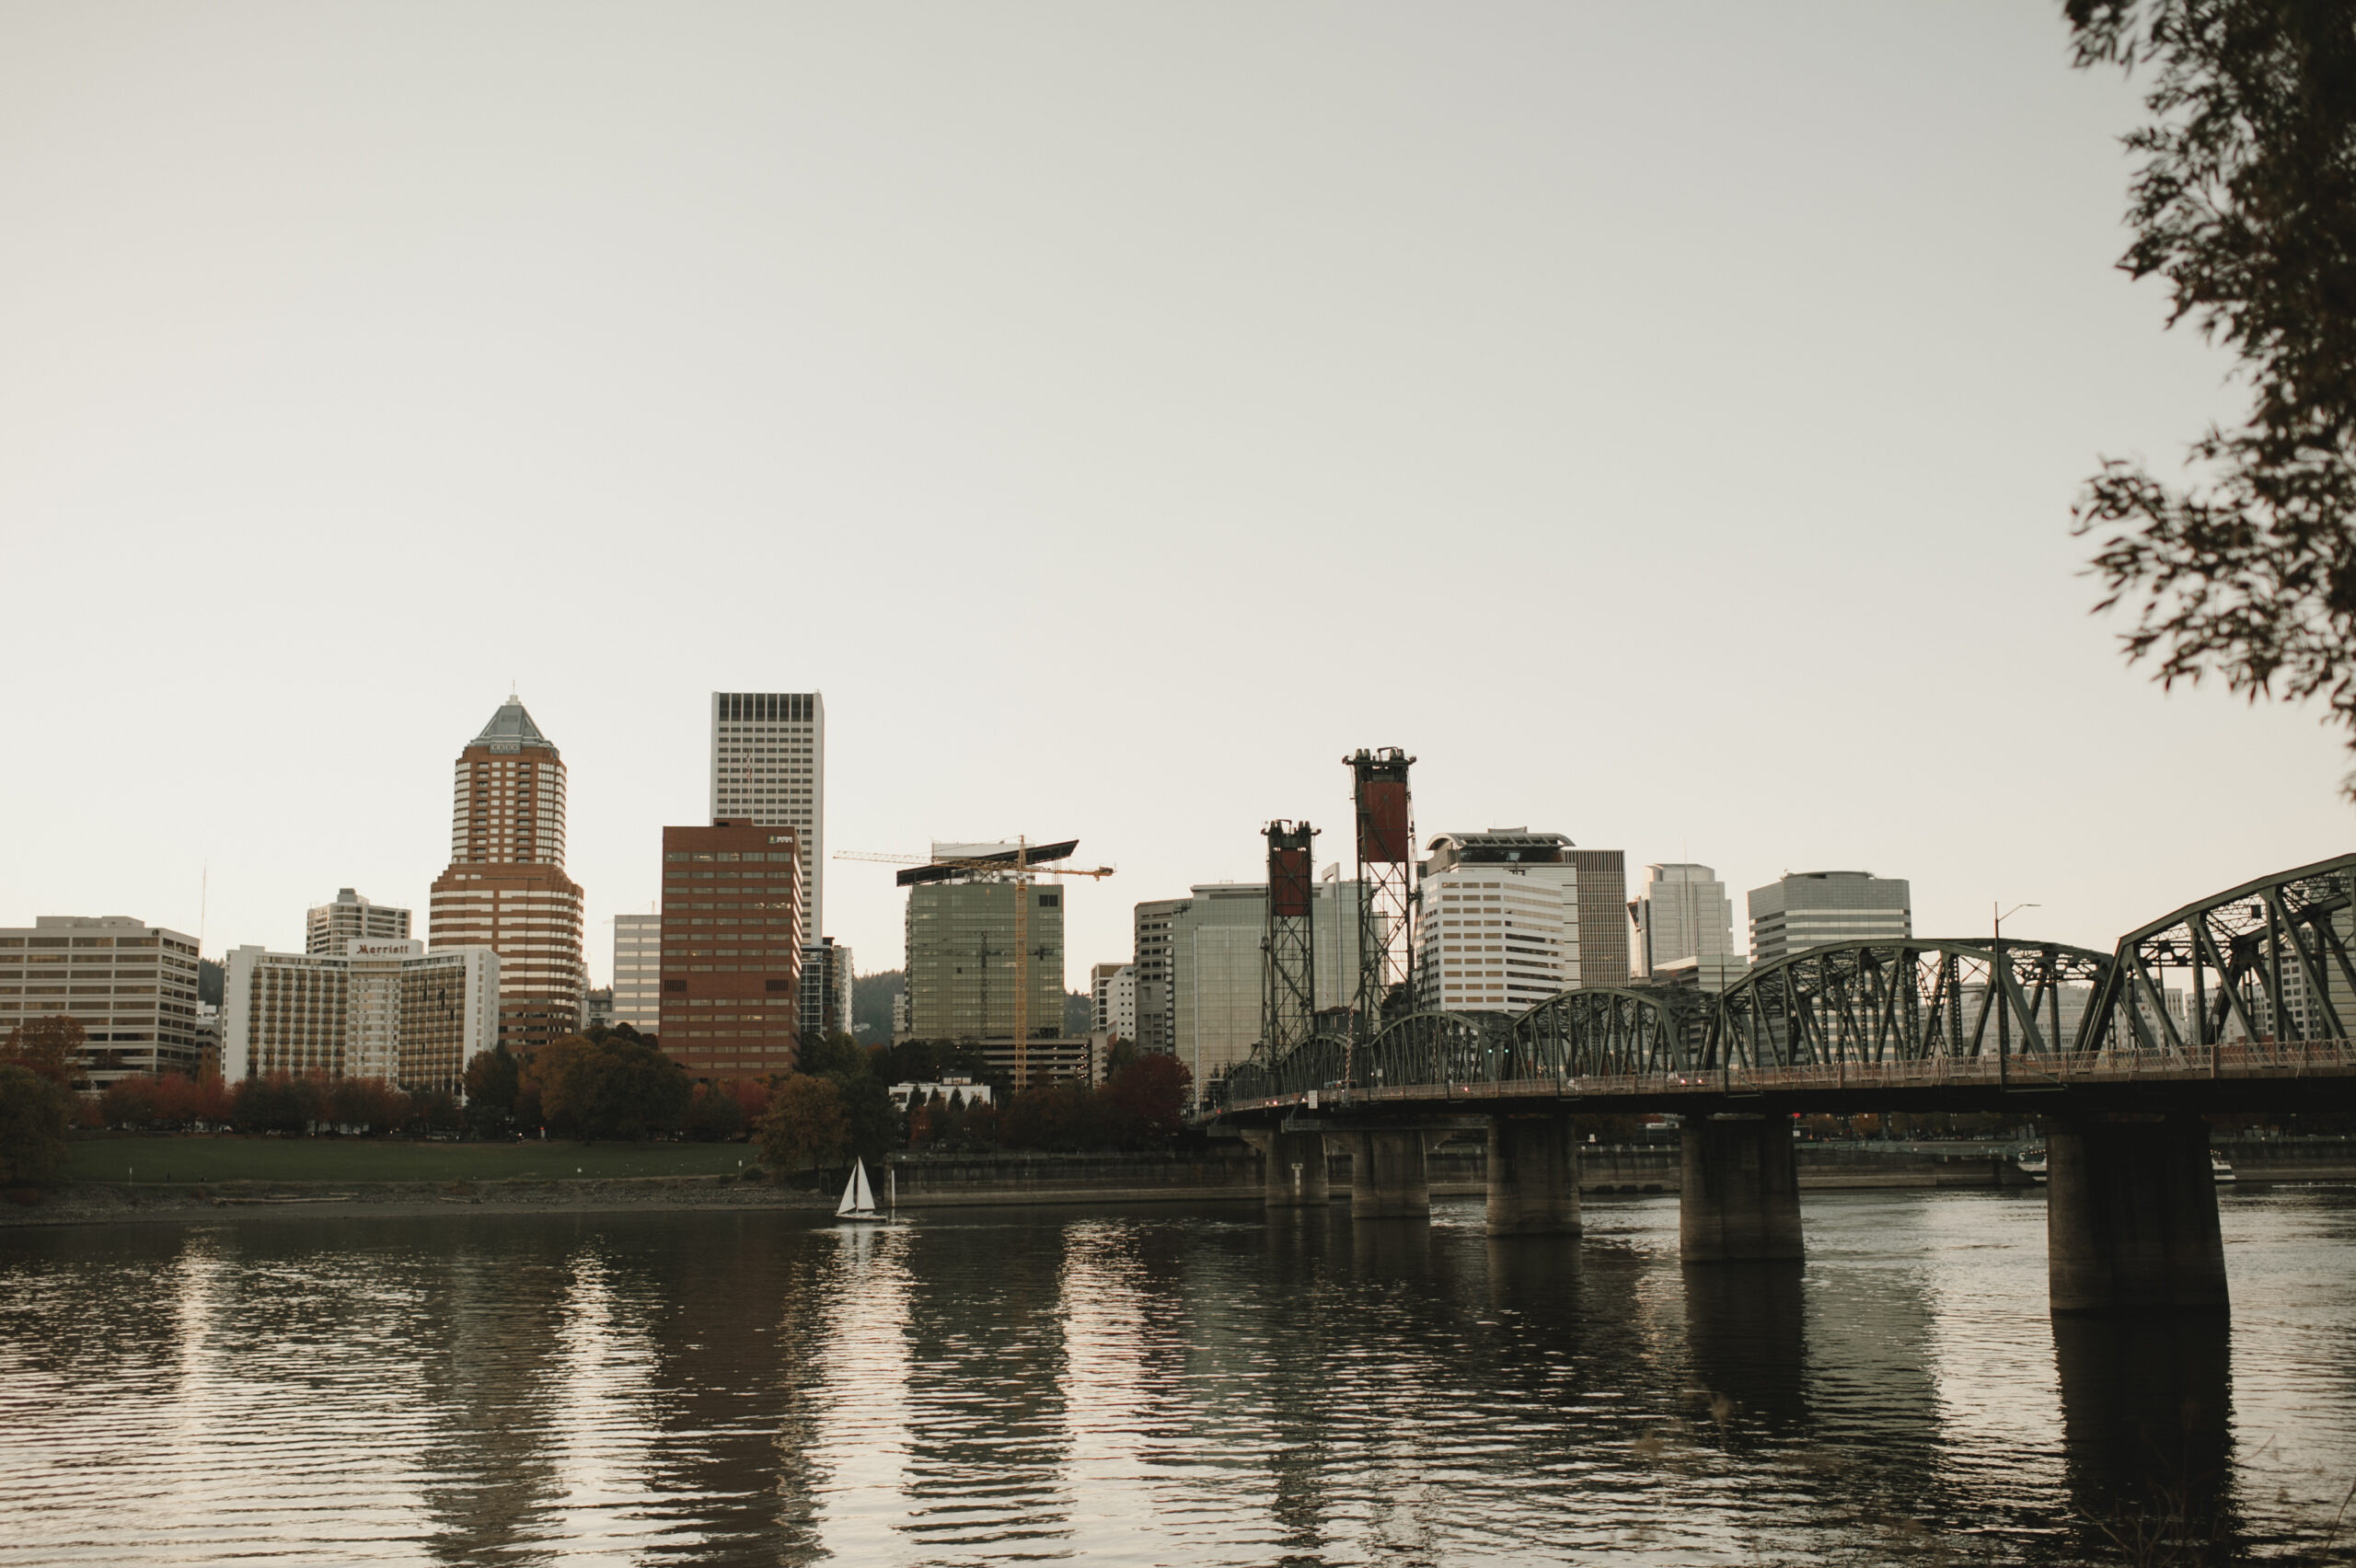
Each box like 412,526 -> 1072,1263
4,1187 -> 2355,1564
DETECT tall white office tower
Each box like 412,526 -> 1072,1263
710,692 -> 824,943
611,912 -> 663,1032
1631,863 -> 1746,990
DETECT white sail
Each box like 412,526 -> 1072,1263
837,1157 -> 879,1218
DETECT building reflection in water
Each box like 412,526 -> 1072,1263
886,1214 -> 1077,1556
6,1190 -> 2356,1565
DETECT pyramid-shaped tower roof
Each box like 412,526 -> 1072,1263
469,695 -> 556,755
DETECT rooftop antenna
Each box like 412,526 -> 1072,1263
198,862 -> 208,960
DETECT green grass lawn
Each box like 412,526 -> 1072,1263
64,1136 -> 760,1185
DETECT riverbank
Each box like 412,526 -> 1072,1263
60,1135 -> 757,1185
1,1173 -> 833,1228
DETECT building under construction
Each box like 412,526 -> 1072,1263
900,841 -> 1072,1044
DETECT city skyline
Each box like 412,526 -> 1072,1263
5,6 -> 2353,998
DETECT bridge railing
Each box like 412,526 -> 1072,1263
1218,1039 -> 2356,1115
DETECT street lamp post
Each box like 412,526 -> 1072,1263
1992,902 -> 2038,1088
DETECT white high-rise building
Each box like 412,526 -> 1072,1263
710,692 -> 824,943
1631,863 -> 1746,990
306,889 -> 411,955
1747,870 -> 1911,966
223,938 -> 499,1094
612,912 -> 662,1032
1091,961 -> 1137,1039
1416,831 -> 1581,1012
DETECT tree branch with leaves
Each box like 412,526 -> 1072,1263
2066,0 -> 2356,779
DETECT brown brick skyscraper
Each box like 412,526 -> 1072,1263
657,821 -> 801,1078
428,696 -> 586,1055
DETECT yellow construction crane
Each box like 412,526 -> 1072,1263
834,837 -> 1114,1090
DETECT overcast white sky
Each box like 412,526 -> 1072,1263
4,1 -> 2349,993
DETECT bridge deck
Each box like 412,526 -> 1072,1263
1223,1041 -> 2356,1119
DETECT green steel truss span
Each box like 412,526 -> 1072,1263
1218,855 -> 2356,1113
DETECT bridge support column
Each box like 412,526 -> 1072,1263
2047,1113 -> 2227,1313
1342,1128 -> 1430,1220
1680,1114 -> 1802,1262
1242,1128 -> 1332,1208
1485,1114 -> 1581,1237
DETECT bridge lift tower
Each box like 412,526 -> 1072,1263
1263,821 -> 1319,1056
1345,747 -> 1417,1065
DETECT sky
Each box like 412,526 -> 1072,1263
3,1 -> 2350,993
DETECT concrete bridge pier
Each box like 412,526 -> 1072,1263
1680,1114 -> 1803,1262
1485,1114 -> 1582,1237
1242,1128 -> 1333,1208
2047,1113 -> 2228,1313
1340,1128 -> 1431,1220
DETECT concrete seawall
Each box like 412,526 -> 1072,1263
886,1137 -> 2356,1208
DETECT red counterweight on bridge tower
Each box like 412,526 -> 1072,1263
1346,747 -> 1416,1053
1264,821 -> 1319,1056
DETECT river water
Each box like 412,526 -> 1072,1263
2,1186 -> 2354,1565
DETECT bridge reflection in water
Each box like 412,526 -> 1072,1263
1220,855 -> 2356,1313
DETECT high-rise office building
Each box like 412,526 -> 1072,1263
1131,897 -> 1185,1054
1631,863 -> 1746,990
904,870 -> 1065,1043
1569,848 -> 1630,986
1417,832 -> 1579,1010
1091,961 -> 1136,1039
306,889 -> 410,955
0,916 -> 202,1089
426,697 -> 587,1055
1747,870 -> 1912,965
1165,880 -> 1370,1099
658,821 -> 802,1077
223,938 -> 498,1093
612,912 -> 663,1032
709,692 -> 824,943
800,938 -> 853,1041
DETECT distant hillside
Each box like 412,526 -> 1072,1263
851,969 -> 903,1042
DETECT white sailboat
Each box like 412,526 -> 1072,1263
836,1157 -> 887,1223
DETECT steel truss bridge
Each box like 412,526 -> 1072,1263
1218,855 -> 2356,1119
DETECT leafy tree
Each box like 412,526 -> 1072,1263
684,1081 -> 746,1142
999,1080 -> 1097,1151
327,1077 -> 409,1133
2066,1 -> 2356,774
406,1088 -> 463,1135
0,1064 -> 73,1184
1102,1037 -> 1140,1080
793,1031 -> 867,1080
532,1032 -> 690,1141
464,1045 -> 521,1134
3,1017 -> 86,1090
100,1075 -> 165,1130
230,1071 -> 326,1134
757,1074 -> 849,1175
1101,1052 -> 1192,1143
